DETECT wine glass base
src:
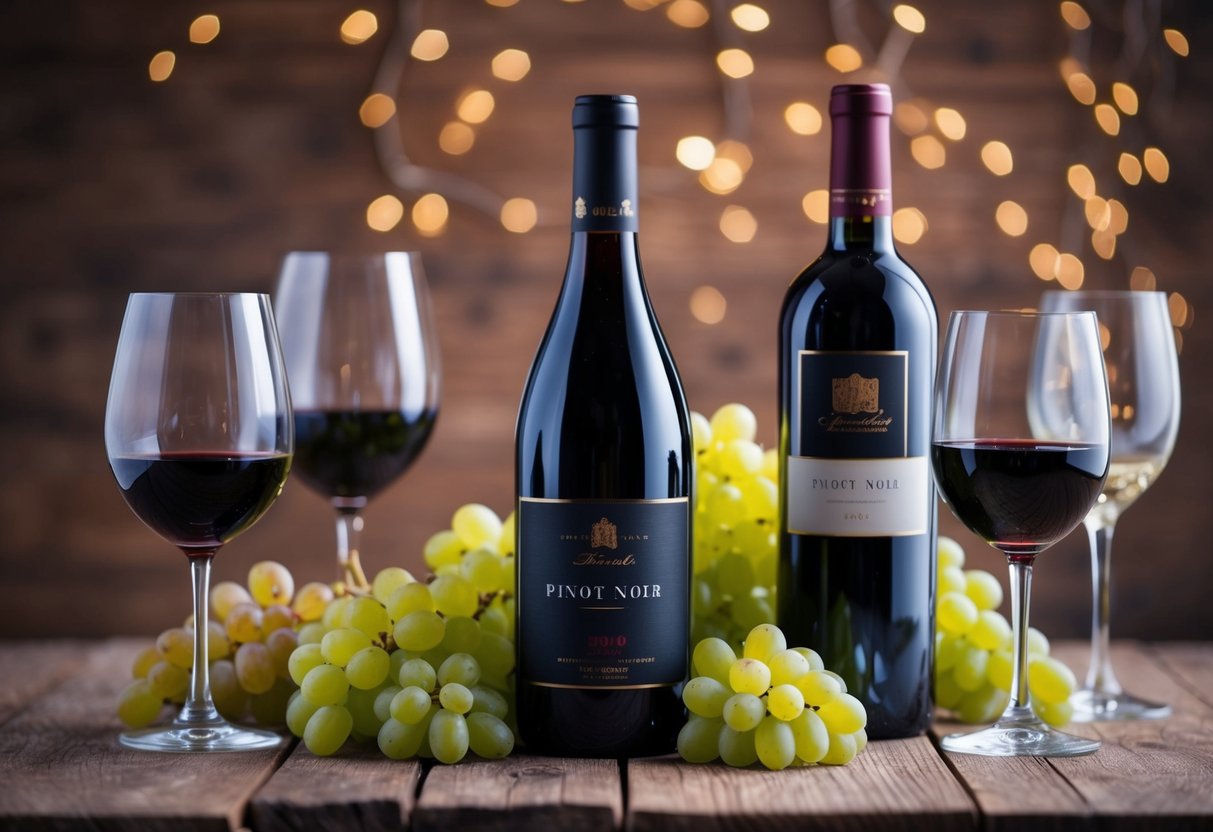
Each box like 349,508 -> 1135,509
1069,687 -> 1172,722
941,719 -> 1100,757
120,722 -> 284,753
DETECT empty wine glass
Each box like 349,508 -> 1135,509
106,293 -> 292,752
275,252 -> 440,589
1040,290 -> 1180,721
933,310 -> 1109,756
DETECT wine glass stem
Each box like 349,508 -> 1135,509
1084,519 -> 1122,695
176,553 -> 223,727
1004,556 -> 1036,720
335,509 -> 369,590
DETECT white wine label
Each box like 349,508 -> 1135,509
786,455 -> 928,536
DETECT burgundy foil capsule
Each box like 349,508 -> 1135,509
829,83 -> 893,218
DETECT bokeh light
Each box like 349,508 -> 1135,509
1067,164 -> 1096,199
995,201 -> 1028,236
341,10 -> 378,45
910,135 -> 945,169
689,286 -> 727,324
359,94 -> 396,128
148,51 -> 175,82
457,89 -> 495,124
720,205 -> 758,243
1030,243 -> 1060,281
1060,1 -> 1091,29
438,121 -> 476,155
934,108 -> 966,141
981,141 -> 1013,175
1118,152 -> 1142,185
825,44 -> 863,73
893,4 -> 926,34
1129,266 -> 1156,291
411,29 -> 449,61
1056,253 -> 1085,290
491,49 -> 531,81
367,195 -> 404,231
1164,28 -> 1190,57
802,190 -> 829,224
892,207 -> 927,244
717,48 -> 755,78
1143,147 -> 1170,182
412,193 -> 449,237
501,198 -> 538,233
1112,82 -> 1139,115
1094,103 -> 1121,135
784,102 -> 823,136
731,4 -> 770,32
667,0 -> 710,28
676,136 -> 716,171
189,15 -> 220,44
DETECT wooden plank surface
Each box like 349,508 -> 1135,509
412,756 -> 622,832
1155,642 -> 1213,710
627,737 -> 975,832
0,640 -> 89,727
0,639 -> 288,832
250,743 -> 421,832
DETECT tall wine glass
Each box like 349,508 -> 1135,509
1040,290 -> 1180,721
275,252 -> 440,589
933,310 -> 1110,756
106,293 -> 292,752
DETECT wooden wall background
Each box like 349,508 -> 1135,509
1,0 -> 1209,640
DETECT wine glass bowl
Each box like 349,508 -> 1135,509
932,310 -> 1110,757
1040,290 -> 1180,721
105,292 -> 292,752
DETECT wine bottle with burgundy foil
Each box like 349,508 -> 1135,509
777,83 -> 938,739
514,95 -> 692,757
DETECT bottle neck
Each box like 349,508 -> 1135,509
827,215 -> 895,252
571,124 -> 638,234
827,107 -> 893,251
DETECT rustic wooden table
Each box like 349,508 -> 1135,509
0,639 -> 1209,831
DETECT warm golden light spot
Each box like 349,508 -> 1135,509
1060,1 -> 1091,30
802,190 -> 829,224
622,0 -> 663,8
411,29 -> 449,61
690,286 -> 727,324
893,100 -> 929,135
367,195 -> 404,232
1174,329 -> 1183,355
1084,196 -> 1111,231
1143,147 -> 1170,182
1098,322 -> 1112,351
1092,228 -> 1116,260
485,0 -> 520,6
995,201 -> 1028,236
825,44 -> 863,73
1094,103 -> 1121,135
1107,199 -> 1128,235
981,141 -> 1013,175
667,0 -> 710,27
189,15 -> 220,44
1164,28 -> 1189,57
1118,152 -> 1143,185
1058,57 -> 1082,80
717,48 -> 755,78
910,135 -> 945,169
1168,292 -> 1189,327
500,198 -> 537,233
1129,266 -> 1156,291
676,136 -> 716,171
457,89 -> 495,124
1112,82 -> 1139,115
1065,72 -> 1097,105
341,10 -> 378,45
785,102 -> 823,136
893,4 -> 926,34
720,205 -> 758,243
1056,253 -> 1085,290
438,121 -> 475,155
934,108 -> 966,141
1067,164 -> 1096,199
715,140 -> 753,173
892,207 -> 927,244
731,3 -> 770,32
491,48 -> 531,81
359,94 -> 396,128
148,51 -> 176,82
412,193 -> 449,237
699,158 -> 744,194
1030,243 -> 1060,281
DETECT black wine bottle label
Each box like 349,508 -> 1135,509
517,497 -> 689,689
787,350 -> 928,537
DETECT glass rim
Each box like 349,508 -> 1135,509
280,250 -> 423,259
946,309 -> 1099,318
1040,289 -> 1165,297
126,292 -> 270,299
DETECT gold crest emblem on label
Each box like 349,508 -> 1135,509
591,517 -> 618,550
621,199 -> 634,217
832,373 -> 879,414
574,197 -> 587,219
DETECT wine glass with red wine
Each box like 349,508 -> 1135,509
105,292 -> 292,752
933,310 -> 1110,757
275,252 -> 440,589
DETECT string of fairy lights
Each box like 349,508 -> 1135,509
146,1 -> 1193,349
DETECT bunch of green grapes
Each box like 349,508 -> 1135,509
691,403 -> 780,651
677,624 -> 867,770
934,537 -> 1077,726
287,504 -> 516,762
118,560 -> 333,730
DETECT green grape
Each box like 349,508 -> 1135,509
207,620 -> 231,662
466,712 -> 514,759
387,582 -> 436,621
1029,656 -> 1076,705
722,693 -> 766,732
937,592 -> 979,636
760,447 -> 778,480
708,483 -> 747,529
225,602 -> 264,644
964,570 -> 1004,611
156,627 -> 194,669
767,684 -> 805,721
346,685 -> 384,736
346,646 -> 391,690
795,670 -> 841,706
742,480 -> 779,524
429,709 -> 471,764
439,683 -> 474,715
251,678 -> 294,726
438,653 -> 481,687
754,715 -> 796,770
500,558 -> 516,595
301,664 -> 350,707
322,596 -> 352,629
293,581 -> 335,622
1027,627 -> 1051,657
935,634 -> 967,673
820,732 -> 857,765
1035,696 -> 1073,728
297,621 -> 328,646
398,657 -> 438,692
452,503 -> 503,550
287,690 -> 320,737
938,565 -> 967,596
692,638 -> 736,685
235,642 -> 277,695
372,567 -> 415,605
211,580 -> 253,620
753,555 -> 777,590
430,575 -> 479,618
938,536 -> 966,570
728,658 -> 771,696
498,511 -> 516,557
690,410 -> 712,455
683,676 -> 730,718
820,670 -> 848,693
304,705 -> 353,756
767,649 -> 810,687
263,604 -> 295,634
378,717 -> 427,759
790,709 -> 829,764
697,471 -> 721,512
441,618 -> 483,656
676,715 -> 722,763
424,530 -> 465,571
692,579 -> 715,618
717,725 -> 758,767
265,627 -> 298,679
969,610 -> 1012,651
373,684 -> 402,723
461,548 -> 504,593
117,680 -> 163,729
211,659 -> 249,720
346,597 -> 392,641
852,728 -> 868,754
817,693 -> 866,735
742,623 -> 786,663
474,632 -> 515,678
321,628 -> 372,668
790,646 -> 825,671
935,671 -> 964,710
249,560 -> 294,606
731,592 -> 774,633
394,611 -> 447,653
987,649 -> 1013,691
147,661 -> 189,700
289,643 -> 325,686
953,644 -> 989,692
958,685 -> 1009,724
131,645 -> 161,679
469,685 -> 509,720
718,439 -> 763,480
710,403 -> 757,443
